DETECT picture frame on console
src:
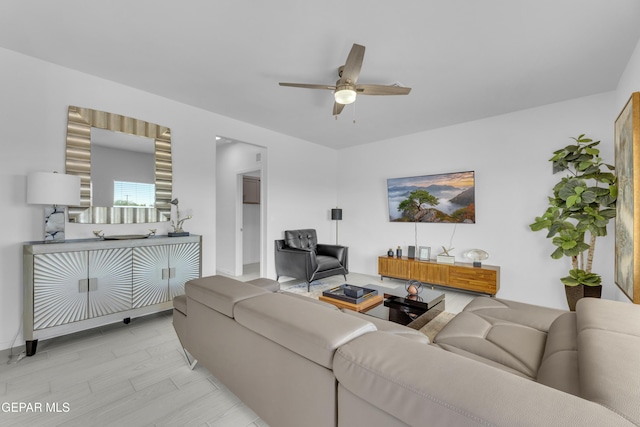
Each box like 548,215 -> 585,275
615,92 -> 640,304
418,246 -> 431,261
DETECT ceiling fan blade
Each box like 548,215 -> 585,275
356,84 -> 412,96
279,82 -> 336,90
340,44 -> 365,84
333,102 -> 345,116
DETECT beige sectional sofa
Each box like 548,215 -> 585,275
172,275 -> 640,427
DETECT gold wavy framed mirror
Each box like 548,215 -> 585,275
65,106 -> 172,224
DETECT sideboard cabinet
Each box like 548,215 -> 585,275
378,256 -> 499,296
24,235 -> 201,355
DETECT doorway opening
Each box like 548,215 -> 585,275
215,136 -> 267,280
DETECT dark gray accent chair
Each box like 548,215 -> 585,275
275,229 -> 348,291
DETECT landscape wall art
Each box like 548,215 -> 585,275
387,171 -> 475,223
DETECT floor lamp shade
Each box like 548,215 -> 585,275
27,172 -> 81,242
331,208 -> 342,244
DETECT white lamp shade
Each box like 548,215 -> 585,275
334,89 -> 357,105
27,172 -> 81,206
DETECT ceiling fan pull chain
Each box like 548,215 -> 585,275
353,103 -> 356,124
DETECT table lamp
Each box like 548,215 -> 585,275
27,171 -> 81,242
464,248 -> 489,267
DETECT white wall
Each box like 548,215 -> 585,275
0,47 -> 337,351
616,37 -> 640,109
337,92 -> 624,310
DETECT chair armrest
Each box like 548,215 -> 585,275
275,240 -> 318,280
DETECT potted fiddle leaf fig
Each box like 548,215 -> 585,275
529,134 -> 617,310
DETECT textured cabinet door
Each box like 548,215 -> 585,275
412,261 -> 449,285
132,245 -> 169,308
33,251 -> 88,330
449,265 -> 498,294
378,257 -> 411,279
88,248 -> 133,318
168,242 -> 201,300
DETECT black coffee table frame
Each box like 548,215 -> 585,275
363,284 -> 445,330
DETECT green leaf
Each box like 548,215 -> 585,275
561,240 -> 577,250
581,190 -> 596,204
561,276 -> 580,286
551,247 -> 565,259
578,161 -> 593,171
566,195 -> 579,207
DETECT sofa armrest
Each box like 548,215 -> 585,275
185,275 -> 268,318
334,332 -> 635,427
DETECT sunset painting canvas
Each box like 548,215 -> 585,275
387,171 -> 475,223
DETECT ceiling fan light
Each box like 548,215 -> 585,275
334,89 -> 356,105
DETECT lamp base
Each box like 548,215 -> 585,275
44,206 -> 66,242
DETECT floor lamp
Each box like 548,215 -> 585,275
27,171 -> 81,242
331,208 -> 342,245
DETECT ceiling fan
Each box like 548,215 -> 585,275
279,43 -> 411,116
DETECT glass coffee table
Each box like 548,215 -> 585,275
319,283 -> 445,330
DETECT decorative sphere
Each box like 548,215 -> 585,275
405,280 -> 423,295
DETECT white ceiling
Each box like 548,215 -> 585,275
1,1 -> 639,150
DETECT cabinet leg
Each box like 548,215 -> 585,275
26,340 -> 38,357
123,317 -> 131,324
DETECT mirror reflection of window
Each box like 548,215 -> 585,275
90,128 -> 155,207
113,181 -> 156,207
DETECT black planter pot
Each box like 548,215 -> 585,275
583,284 -> 603,299
564,285 -> 584,311
565,284 -> 602,311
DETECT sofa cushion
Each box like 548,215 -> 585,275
462,297 -> 566,331
340,309 -> 431,345
185,275 -> 269,318
536,312 -> 579,395
577,298 -> 640,424
434,310 -> 548,379
234,292 -> 376,369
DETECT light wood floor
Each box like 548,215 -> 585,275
0,312 -> 268,427
1,270 -> 475,427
